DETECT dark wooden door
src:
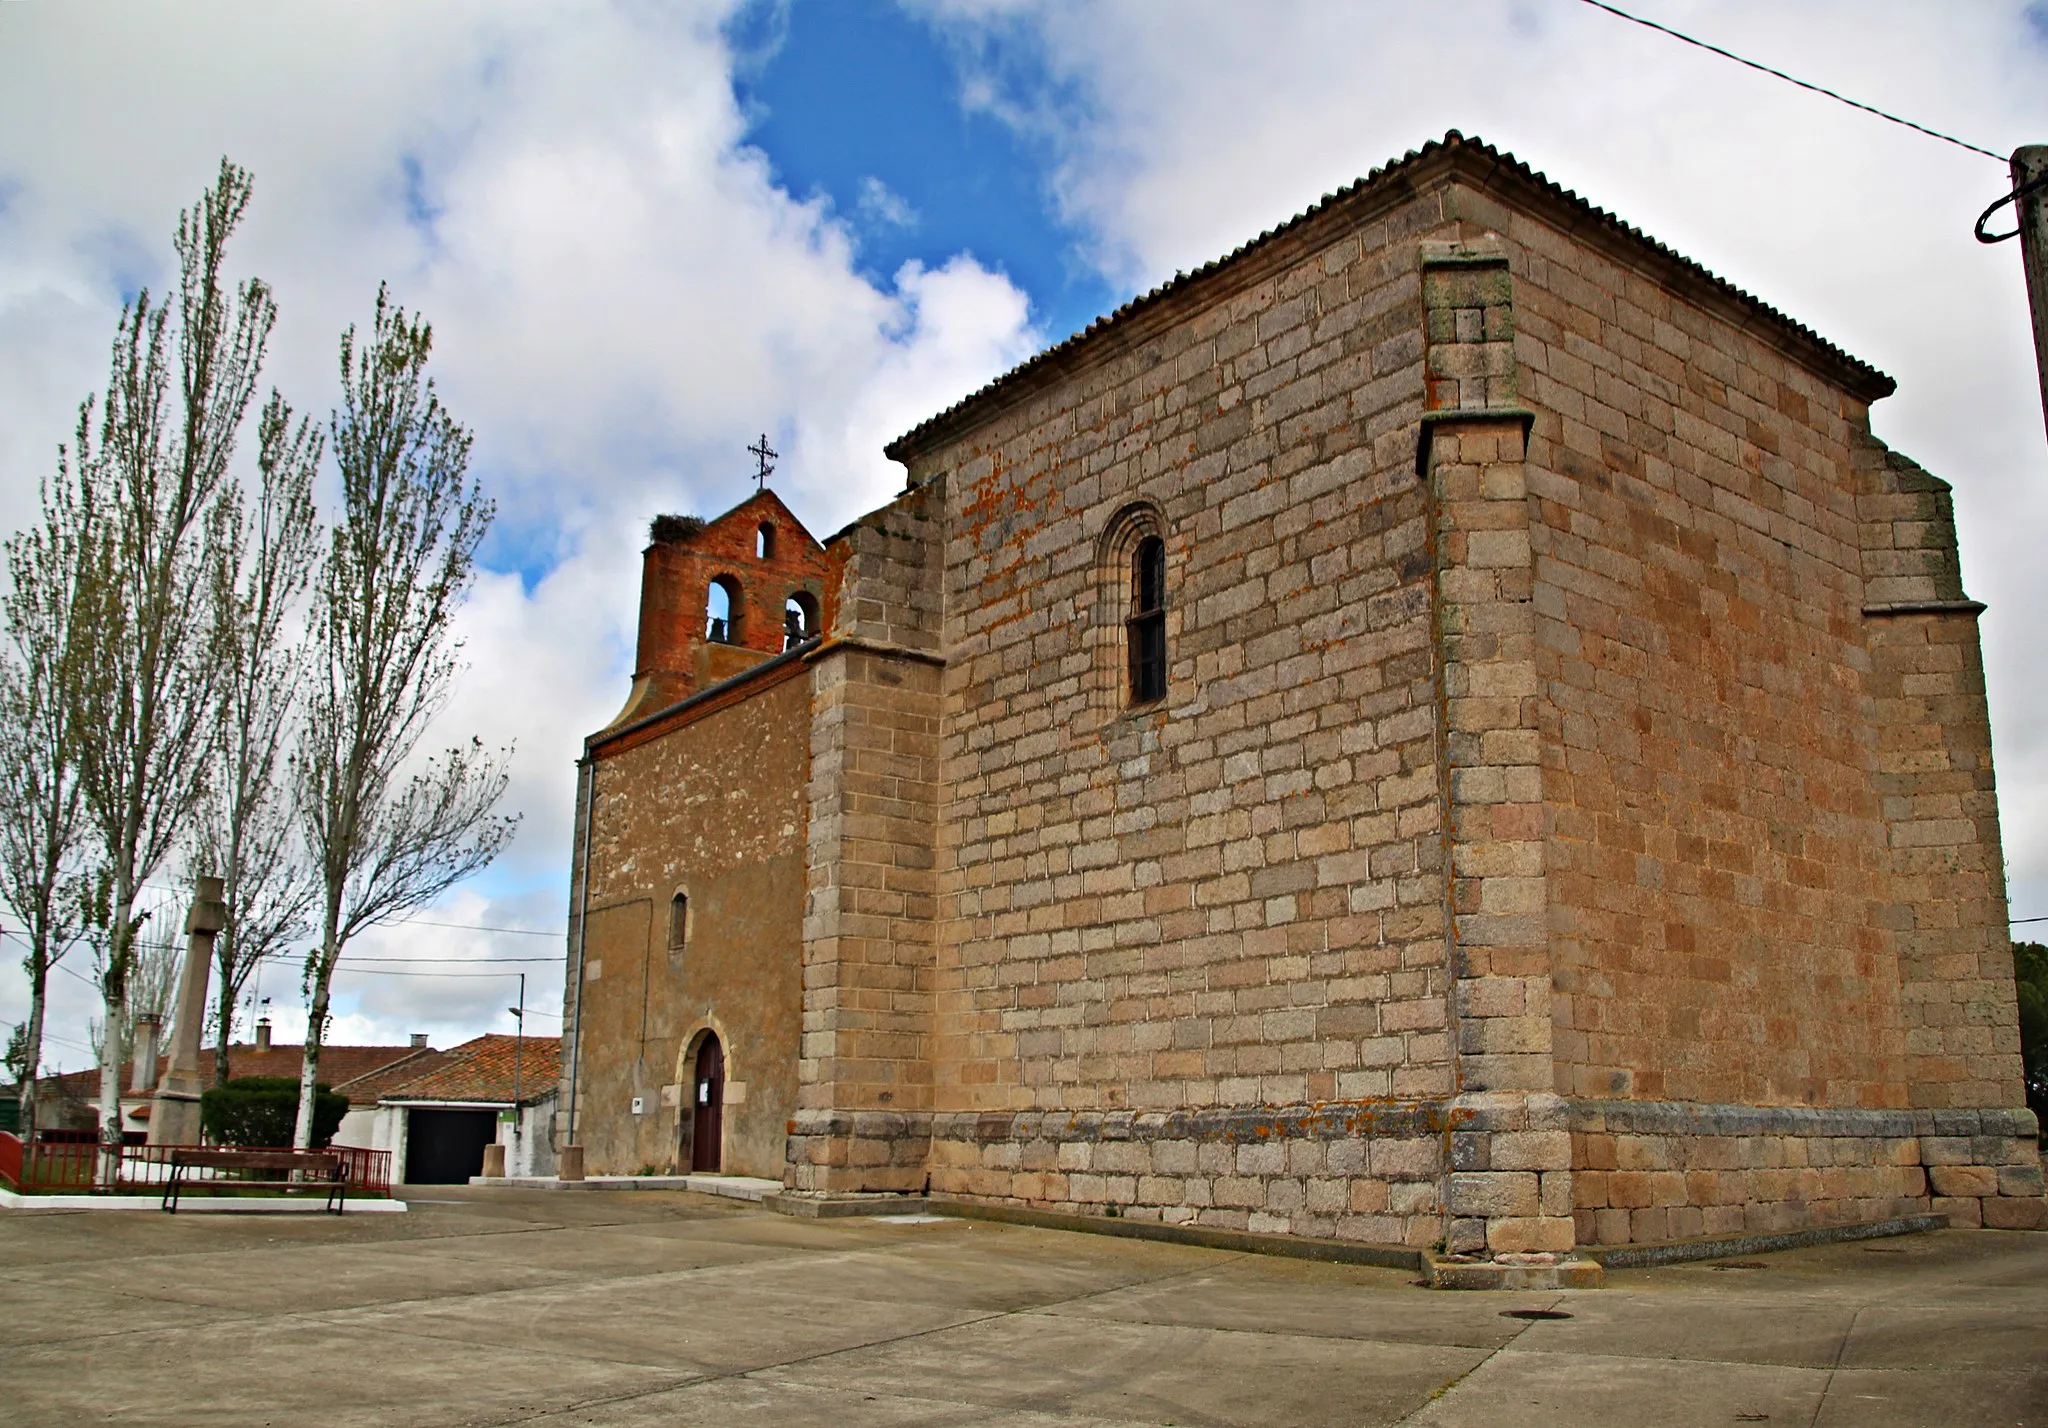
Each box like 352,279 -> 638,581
691,1035 -> 724,1172
405,1108 -> 498,1184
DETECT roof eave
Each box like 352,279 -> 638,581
883,132 -> 1892,467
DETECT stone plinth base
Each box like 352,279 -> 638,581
1425,1252 -> 1604,1291
1567,1101 -> 2045,1245
787,1109 -> 931,1194
766,1191 -> 933,1218
1584,1212 -> 1947,1269
924,1101 -> 1450,1249
146,1088 -> 203,1148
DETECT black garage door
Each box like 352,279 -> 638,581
405,1108 -> 499,1184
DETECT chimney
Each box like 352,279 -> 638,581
254,1018 -> 272,1052
626,523 -> 705,719
130,1015 -> 160,1092
410,1033 -> 428,1050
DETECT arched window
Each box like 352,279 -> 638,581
1128,535 -> 1167,705
756,523 -> 774,560
783,591 -> 819,650
706,576 -> 739,644
668,891 -> 689,950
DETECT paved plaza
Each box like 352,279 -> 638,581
1,1187 -> 2044,1426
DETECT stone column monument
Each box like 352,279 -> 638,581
147,876 -> 228,1146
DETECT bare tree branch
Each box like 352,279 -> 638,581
194,389 -> 322,1084
0,475 -> 93,1134
66,158 -> 273,1156
292,284 -> 516,1147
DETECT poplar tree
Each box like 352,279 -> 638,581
0,477 -> 92,1135
195,392 -> 322,1084
292,286 -> 516,1148
66,160 -> 271,1152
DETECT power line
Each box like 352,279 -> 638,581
1575,0 -> 2007,163
338,955 -> 562,964
391,917 -> 560,938
329,962 -> 548,975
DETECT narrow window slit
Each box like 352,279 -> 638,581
1128,535 -> 1167,705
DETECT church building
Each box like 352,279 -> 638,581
559,132 -> 2044,1260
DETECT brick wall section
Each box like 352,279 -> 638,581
791,481 -> 947,1191
1458,174 -> 1911,1113
611,491 -> 831,727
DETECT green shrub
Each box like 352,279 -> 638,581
198,1077 -> 346,1148
2015,942 -> 2048,1126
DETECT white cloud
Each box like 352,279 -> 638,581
0,0 -> 1038,1061
911,0 -> 2048,920
857,175 -> 921,230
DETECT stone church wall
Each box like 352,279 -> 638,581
789,482 -> 948,1192
900,186 -> 1462,1244
1442,179 -> 2043,1240
721,138 -> 2043,1252
569,667 -> 810,1178
1497,188 -> 1909,1113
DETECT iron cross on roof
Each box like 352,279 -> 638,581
748,433 -> 778,491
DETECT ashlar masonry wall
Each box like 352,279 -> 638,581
789,137 -> 2043,1251
789,482 -> 947,1192
1434,175 -> 2046,1241
898,185 -> 1463,1246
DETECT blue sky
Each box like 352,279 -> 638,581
1,1 -> 2046,1064
731,0 -> 1118,347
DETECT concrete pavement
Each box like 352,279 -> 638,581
1,1186 -> 2043,1425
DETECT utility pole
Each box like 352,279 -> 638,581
1983,146 -> 2048,444
508,972 -> 524,1167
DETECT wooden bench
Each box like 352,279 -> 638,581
162,1148 -> 349,1214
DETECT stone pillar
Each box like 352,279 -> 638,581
147,877 -> 227,1146
1857,438 -> 2045,1228
1420,241 -> 1574,1257
789,482 -> 946,1192
129,1015 -> 159,1093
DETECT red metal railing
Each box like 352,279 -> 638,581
0,1133 -> 392,1197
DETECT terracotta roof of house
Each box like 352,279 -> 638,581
884,130 -> 1895,464
328,1048 -> 450,1103
37,1043 -> 429,1107
375,1034 -> 561,1106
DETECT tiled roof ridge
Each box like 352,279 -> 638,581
373,1033 -> 562,1105
884,129 -> 1893,462
329,1046 -> 444,1096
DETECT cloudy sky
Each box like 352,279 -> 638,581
3,1 -> 2046,1072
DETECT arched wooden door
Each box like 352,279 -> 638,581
690,1034 -> 724,1172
